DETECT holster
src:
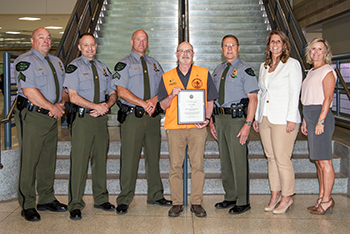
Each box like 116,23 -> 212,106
151,102 -> 164,117
64,102 -> 77,125
117,100 -> 129,123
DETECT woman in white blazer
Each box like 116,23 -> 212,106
253,30 -> 302,214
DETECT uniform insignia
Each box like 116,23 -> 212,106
113,72 -> 121,79
153,63 -> 159,72
103,69 -> 108,77
169,79 -> 177,86
16,61 -> 30,72
59,62 -> 64,72
192,78 -> 203,89
245,68 -> 255,76
231,69 -> 238,78
83,73 -> 89,75
37,68 -> 43,71
114,62 -> 126,71
18,72 -> 26,82
66,64 -> 78,74
133,67 -> 139,70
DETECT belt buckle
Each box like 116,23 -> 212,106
219,107 -> 225,115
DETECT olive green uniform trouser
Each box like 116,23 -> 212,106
14,107 -> 58,210
215,115 -> 250,205
68,114 -> 110,211
117,114 -> 164,205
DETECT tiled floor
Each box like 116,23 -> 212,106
1,194 -> 350,234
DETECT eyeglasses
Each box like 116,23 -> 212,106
223,44 -> 238,48
177,49 -> 193,54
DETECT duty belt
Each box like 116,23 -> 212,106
217,107 -> 232,115
17,95 -> 50,115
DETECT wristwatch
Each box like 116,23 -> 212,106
317,121 -> 324,125
245,121 -> 252,126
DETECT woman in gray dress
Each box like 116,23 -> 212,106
301,37 -> 337,215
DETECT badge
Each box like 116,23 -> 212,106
66,64 -> 78,74
191,78 -> 203,89
231,69 -> 238,78
153,63 -> 159,72
103,69 -> 108,77
169,79 -> 177,86
115,62 -> 126,71
59,62 -> 64,72
16,61 -> 30,72
245,68 -> 255,76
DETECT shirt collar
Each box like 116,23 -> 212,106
31,48 -> 47,61
131,51 -> 146,61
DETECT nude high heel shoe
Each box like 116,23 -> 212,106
310,198 -> 335,215
307,197 -> 322,211
272,198 -> 293,214
264,196 -> 281,212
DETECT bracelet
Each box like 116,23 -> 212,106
205,117 -> 210,121
317,121 -> 324,125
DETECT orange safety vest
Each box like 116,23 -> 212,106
163,65 -> 208,129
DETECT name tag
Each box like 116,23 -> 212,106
133,67 -> 139,70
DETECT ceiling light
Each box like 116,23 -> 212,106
45,26 -> 63,30
59,32 -> 64,34
19,17 -> 41,21
6,31 -> 21,34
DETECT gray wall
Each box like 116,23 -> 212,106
323,13 -> 350,55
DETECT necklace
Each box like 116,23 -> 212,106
270,62 -> 279,68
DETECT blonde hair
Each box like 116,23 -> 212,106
264,30 -> 291,68
305,37 -> 332,65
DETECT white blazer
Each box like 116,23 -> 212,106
255,57 -> 302,124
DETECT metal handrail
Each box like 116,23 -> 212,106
55,0 -> 105,67
0,97 -> 17,169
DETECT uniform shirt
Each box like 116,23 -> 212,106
301,64 -> 337,106
14,48 -> 65,103
63,55 -> 114,103
112,51 -> 164,106
212,57 -> 259,107
158,65 -> 219,102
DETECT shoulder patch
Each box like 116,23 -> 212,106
245,68 -> 255,77
113,72 -> 121,79
114,62 -> 127,72
16,61 -> 30,72
66,64 -> 78,74
18,72 -> 26,82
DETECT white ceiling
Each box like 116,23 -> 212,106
0,14 -> 70,50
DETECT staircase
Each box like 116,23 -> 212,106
53,129 -> 348,195
95,0 -> 179,73
189,0 -> 270,75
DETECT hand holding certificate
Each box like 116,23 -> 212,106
177,89 -> 205,125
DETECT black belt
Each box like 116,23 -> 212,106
17,96 -> 50,115
129,106 -> 148,117
215,107 -> 232,115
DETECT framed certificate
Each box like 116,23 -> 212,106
178,89 -> 205,124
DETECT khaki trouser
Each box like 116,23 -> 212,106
167,128 -> 207,205
259,116 -> 299,196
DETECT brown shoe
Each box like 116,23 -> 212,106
168,205 -> 183,217
190,204 -> 207,217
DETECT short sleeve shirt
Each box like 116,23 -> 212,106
63,55 -> 114,103
112,51 -> 164,106
14,48 -> 65,103
212,57 -> 259,107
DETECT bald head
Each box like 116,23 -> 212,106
31,27 -> 52,56
131,29 -> 149,56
